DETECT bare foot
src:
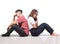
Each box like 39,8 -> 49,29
51,33 -> 59,36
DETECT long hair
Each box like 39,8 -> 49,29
28,9 -> 38,21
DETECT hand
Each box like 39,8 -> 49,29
35,21 -> 38,27
14,13 -> 17,17
34,17 -> 37,21
7,26 -> 11,31
14,14 -> 17,17
35,21 -> 38,23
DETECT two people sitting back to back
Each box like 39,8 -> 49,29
2,9 -> 58,37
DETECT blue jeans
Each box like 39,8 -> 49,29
4,24 -> 28,36
30,23 -> 54,36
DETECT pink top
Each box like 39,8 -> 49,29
17,16 -> 29,35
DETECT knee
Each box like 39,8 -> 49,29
42,23 -> 50,27
41,23 -> 47,25
12,24 -> 18,28
38,23 -> 47,27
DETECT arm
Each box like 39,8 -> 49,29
34,17 -> 38,27
7,20 -> 18,31
7,14 -> 17,31
32,21 -> 38,28
35,21 -> 38,27
13,14 -> 17,21
32,24 -> 37,28
8,20 -> 18,28
29,17 -> 38,28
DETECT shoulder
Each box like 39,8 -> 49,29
28,17 -> 34,20
28,17 -> 35,23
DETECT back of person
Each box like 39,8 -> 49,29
27,17 -> 35,30
17,16 -> 29,35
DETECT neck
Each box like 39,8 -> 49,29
17,14 -> 23,17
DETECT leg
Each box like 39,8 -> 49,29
30,23 -> 54,36
7,24 -> 17,31
36,23 -> 58,36
43,23 -> 58,36
42,23 -> 54,35
8,24 -> 28,36
2,24 -> 18,36
14,25 -> 28,37
30,23 -> 46,36
37,23 -> 54,35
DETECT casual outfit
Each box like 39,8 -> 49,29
2,16 -> 29,37
28,17 -> 54,36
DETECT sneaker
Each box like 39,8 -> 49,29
2,33 -> 10,37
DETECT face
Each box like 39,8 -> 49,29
33,12 -> 38,18
16,11 -> 22,16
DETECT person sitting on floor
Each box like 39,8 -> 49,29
2,9 -> 29,37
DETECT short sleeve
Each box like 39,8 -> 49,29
28,17 -> 35,25
17,17 -> 22,23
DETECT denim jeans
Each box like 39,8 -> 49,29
30,23 -> 54,36
6,24 -> 28,36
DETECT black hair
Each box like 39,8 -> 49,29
15,9 -> 22,13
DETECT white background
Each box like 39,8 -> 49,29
0,0 -> 60,35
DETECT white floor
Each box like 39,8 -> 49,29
0,35 -> 60,44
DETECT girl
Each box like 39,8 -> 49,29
28,9 -> 58,36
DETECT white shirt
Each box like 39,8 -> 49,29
28,17 -> 36,30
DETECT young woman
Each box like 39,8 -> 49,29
28,9 -> 58,36
2,9 -> 29,37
